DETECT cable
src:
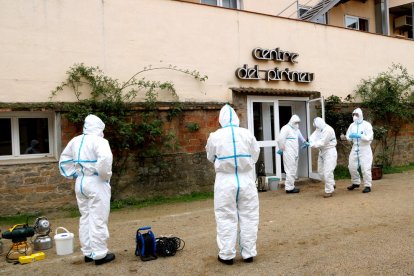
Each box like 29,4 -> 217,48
155,236 -> 185,257
6,241 -> 30,264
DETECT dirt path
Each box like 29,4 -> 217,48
1,171 -> 414,275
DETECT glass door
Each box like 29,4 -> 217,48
306,97 -> 325,180
247,96 -> 281,180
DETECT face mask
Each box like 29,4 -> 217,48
353,116 -> 358,122
294,123 -> 299,129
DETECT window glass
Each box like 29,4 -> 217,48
201,0 -> 218,5
0,119 -> 12,156
19,118 -> 50,155
222,0 -> 237,8
345,16 -> 358,29
359,18 -> 369,31
253,102 -> 275,142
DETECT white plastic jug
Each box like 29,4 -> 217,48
54,227 -> 74,255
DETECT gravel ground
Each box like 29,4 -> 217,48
1,170 -> 414,275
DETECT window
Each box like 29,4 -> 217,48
345,15 -> 369,31
0,112 -> 56,159
201,0 -> 241,9
298,6 -> 327,24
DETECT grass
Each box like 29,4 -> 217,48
0,192 -> 214,226
110,191 -> 213,211
334,163 -> 414,180
383,163 -> 414,174
334,165 -> 351,180
0,213 -> 42,228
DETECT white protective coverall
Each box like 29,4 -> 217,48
309,117 -> 337,194
205,105 -> 260,261
277,115 -> 306,191
59,114 -> 113,260
346,108 -> 374,187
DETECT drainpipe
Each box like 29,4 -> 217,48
383,0 -> 390,36
412,2 -> 414,39
297,0 -> 299,18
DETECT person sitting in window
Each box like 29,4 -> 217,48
25,139 -> 40,154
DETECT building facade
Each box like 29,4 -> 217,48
0,0 -> 413,215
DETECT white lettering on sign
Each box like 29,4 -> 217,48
236,47 -> 314,83
236,65 -> 314,83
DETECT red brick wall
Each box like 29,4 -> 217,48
175,110 -> 219,153
60,117 -> 82,147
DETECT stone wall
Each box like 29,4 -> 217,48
114,152 -> 215,200
0,162 -> 74,215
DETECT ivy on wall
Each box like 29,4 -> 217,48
50,63 -> 207,190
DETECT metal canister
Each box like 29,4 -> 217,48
33,235 -> 53,250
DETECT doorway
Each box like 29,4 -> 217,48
247,96 -> 324,181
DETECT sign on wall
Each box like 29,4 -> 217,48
235,47 -> 314,83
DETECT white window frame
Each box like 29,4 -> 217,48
0,111 -> 57,161
345,15 -> 369,31
200,0 -> 242,9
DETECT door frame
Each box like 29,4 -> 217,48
247,95 -> 310,180
306,97 -> 325,180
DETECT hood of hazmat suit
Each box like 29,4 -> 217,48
288,114 -> 301,129
219,105 -> 240,128
83,114 -> 105,137
313,117 -> 326,130
352,108 -> 364,124
309,117 -> 336,149
205,104 -> 260,261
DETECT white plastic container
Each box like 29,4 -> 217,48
267,177 -> 280,191
54,227 -> 74,255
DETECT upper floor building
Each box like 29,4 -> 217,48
185,0 -> 414,39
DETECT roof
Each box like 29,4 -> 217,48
230,87 -> 321,99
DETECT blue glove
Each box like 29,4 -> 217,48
349,133 -> 361,139
72,173 -> 78,179
301,142 -> 310,149
277,149 -> 283,155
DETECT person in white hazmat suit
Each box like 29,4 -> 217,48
206,104 -> 260,265
277,115 -> 308,193
309,117 -> 337,198
59,114 -> 115,265
346,108 -> 374,193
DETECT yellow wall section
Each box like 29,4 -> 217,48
328,0 -> 377,31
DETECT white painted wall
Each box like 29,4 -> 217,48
0,0 -> 413,103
